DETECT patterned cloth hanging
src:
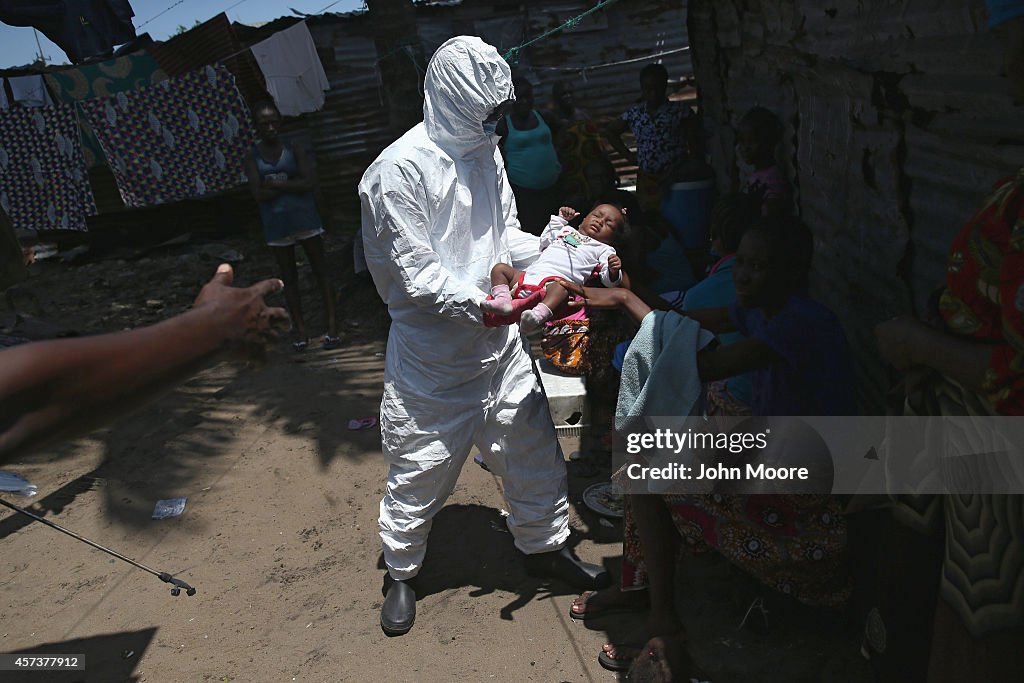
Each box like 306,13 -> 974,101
0,103 -> 96,231
77,64 -> 254,208
45,51 -> 168,168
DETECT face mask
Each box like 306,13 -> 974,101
481,120 -> 501,146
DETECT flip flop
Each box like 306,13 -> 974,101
322,335 -> 342,350
568,589 -> 649,621
597,643 -> 642,672
292,339 -> 308,352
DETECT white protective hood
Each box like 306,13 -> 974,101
422,36 -> 514,158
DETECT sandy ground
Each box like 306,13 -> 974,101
1,340 -> 630,682
1,234 -> 873,682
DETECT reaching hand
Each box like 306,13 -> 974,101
559,206 -> 580,222
192,264 -> 291,349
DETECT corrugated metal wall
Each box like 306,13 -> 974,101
237,0 -> 692,232
687,0 -> 1021,413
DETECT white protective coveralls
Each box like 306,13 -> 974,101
358,37 -> 571,581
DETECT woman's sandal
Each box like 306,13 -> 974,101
597,643 -> 643,672
568,589 -> 649,621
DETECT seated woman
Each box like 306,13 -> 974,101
561,216 -> 856,677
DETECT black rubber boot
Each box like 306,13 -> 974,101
524,546 -> 611,590
380,576 -> 416,636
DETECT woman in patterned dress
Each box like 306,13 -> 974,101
874,168 -> 1024,682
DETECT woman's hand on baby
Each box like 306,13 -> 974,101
558,281 -> 623,310
558,206 -> 580,221
554,278 -> 584,299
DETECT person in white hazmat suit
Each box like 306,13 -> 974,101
359,36 -> 610,636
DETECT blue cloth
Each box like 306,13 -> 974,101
730,295 -> 856,416
616,310 -> 716,433
253,145 -> 322,244
682,256 -> 752,406
503,111 -> 561,189
646,234 -> 695,295
987,0 -> 1024,28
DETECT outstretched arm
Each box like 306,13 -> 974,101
560,283 -> 771,381
563,283 -> 732,331
0,265 -> 288,461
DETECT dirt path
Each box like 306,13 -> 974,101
1,341 -> 624,682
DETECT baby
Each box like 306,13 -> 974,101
482,203 -> 626,332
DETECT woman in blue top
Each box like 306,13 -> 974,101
244,100 -> 339,351
496,77 -> 562,235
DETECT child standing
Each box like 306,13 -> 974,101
737,106 -> 791,218
482,203 -> 626,332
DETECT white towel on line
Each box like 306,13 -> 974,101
250,21 -> 330,116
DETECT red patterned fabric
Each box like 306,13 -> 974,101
621,493 -> 850,608
939,169 -> 1024,415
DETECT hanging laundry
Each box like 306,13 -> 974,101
0,103 -> 97,231
7,75 -> 54,108
45,51 -> 166,102
45,51 -> 167,168
0,0 -> 137,64
77,64 -> 254,208
250,21 -> 330,116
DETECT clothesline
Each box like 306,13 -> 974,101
530,46 -> 691,73
503,0 -> 623,65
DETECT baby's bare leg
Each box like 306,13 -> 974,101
482,262 -> 519,315
541,282 -> 570,316
490,262 -> 519,289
